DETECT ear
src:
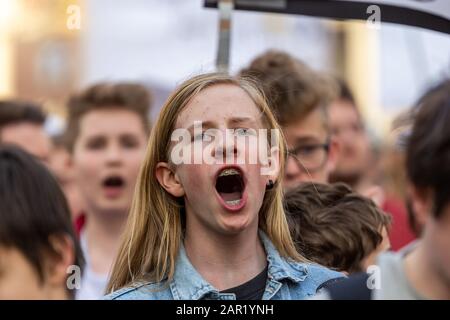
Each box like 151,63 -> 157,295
155,162 -> 185,197
325,136 -> 339,175
45,234 -> 75,288
408,184 -> 433,225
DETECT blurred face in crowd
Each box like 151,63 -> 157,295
328,99 -> 370,185
72,109 -> 147,217
0,242 -> 73,300
157,84 -> 274,236
50,146 -> 85,220
0,122 -> 51,164
283,108 -> 337,189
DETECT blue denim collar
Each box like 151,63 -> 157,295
170,230 -> 308,300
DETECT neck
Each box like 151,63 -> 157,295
404,241 -> 450,299
184,224 -> 267,291
84,210 -> 127,275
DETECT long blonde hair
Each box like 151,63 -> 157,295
106,73 -> 305,293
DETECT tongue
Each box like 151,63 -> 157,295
219,191 -> 241,202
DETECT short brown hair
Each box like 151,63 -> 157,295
0,145 -> 84,299
333,78 -> 365,127
240,50 -> 335,127
0,101 -> 46,140
65,82 -> 152,152
335,77 -> 356,106
406,78 -> 450,219
284,182 -> 391,273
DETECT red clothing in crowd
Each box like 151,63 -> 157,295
383,197 -> 416,251
73,200 -> 415,251
74,213 -> 86,238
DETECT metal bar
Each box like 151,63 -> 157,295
216,0 -> 234,72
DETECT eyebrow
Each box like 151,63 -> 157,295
186,121 -> 216,133
228,117 -> 259,127
186,117 -> 259,132
85,132 -> 142,140
293,136 -> 323,146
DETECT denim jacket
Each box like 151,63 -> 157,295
105,231 -> 343,300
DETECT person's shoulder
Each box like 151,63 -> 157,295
279,260 -> 345,299
103,282 -> 152,300
324,272 -> 372,300
307,263 -> 345,288
103,281 -> 172,300
290,261 -> 345,290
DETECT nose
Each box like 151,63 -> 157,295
211,130 -> 239,163
105,143 -> 123,166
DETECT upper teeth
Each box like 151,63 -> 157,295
219,168 -> 240,177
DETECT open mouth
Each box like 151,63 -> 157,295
215,168 -> 245,208
102,176 -> 125,198
103,176 -> 125,188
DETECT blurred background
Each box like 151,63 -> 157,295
0,0 -> 449,138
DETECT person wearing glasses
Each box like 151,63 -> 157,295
240,50 -> 338,189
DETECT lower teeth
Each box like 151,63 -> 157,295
225,199 -> 241,206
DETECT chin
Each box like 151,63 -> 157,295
96,203 -> 130,216
218,217 -> 255,235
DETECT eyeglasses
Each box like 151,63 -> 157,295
286,142 -> 330,172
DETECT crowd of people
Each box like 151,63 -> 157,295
0,49 -> 448,300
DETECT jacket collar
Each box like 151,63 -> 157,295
170,230 -> 308,300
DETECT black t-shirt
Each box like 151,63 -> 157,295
221,266 -> 268,300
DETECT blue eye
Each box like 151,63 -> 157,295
234,128 -> 253,136
193,132 -> 213,142
193,133 -> 205,141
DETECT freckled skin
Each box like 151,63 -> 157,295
174,84 -> 269,236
